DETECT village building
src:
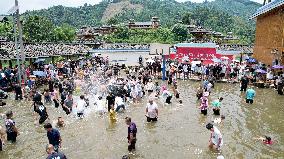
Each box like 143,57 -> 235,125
251,0 -> 284,65
127,17 -> 160,29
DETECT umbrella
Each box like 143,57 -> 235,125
255,69 -> 267,74
246,57 -> 256,63
33,71 -> 47,77
272,65 -> 284,69
34,59 -> 45,63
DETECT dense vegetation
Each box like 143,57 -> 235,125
0,0 -> 261,44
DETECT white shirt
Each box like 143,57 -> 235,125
77,99 -> 87,113
115,97 -> 124,107
207,83 -> 213,92
211,126 -> 223,147
96,99 -> 105,111
183,65 -> 188,72
146,102 -> 158,118
146,82 -> 155,91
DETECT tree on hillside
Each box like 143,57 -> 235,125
52,24 -> 76,42
107,17 -> 119,25
172,23 -> 188,42
23,16 -> 55,42
0,20 -> 14,41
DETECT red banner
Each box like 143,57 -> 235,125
174,47 -> 233,64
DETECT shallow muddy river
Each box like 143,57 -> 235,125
0,81 -> 284,159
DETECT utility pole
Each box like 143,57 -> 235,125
15,0 -> 26,83
13,15 -> 22,84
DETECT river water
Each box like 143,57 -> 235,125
0,80 -> 284,159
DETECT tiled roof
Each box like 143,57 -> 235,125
130,22 -> 152,26
251,0 -> 284,19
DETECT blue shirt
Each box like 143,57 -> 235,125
47,129 -> 61,146
246,89 -> 256,100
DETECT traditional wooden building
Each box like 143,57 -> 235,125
127,17 -> 160,29
251,0 -> 284,65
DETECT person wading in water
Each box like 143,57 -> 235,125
125,117 -> 137,152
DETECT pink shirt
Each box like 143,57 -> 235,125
200,96 -> 208,110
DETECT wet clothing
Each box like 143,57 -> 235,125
212,100 -> 221,115
200,96 -> 208,115
146,117 -> 157,122
146,102 -> 158,119
211,126 -> 223,147
106,95 -> 115,111
46,152 -> 67,159
109,109 -> 116,121
35,104 -> 48,124
128,139 -> 137,151
5,119 -> 17,142
14,85 -> 23,100
246,99 -> 253,104
240,77 -> 249,91
63,98 -> 73,115
127,122 -> 137,151
0,138 -> 2,151
47,129 -> 61,149
246,88 -> 255,104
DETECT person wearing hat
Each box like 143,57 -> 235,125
200,92 -> 209,115
206,123 -> 223,150
146,98 -> 158,122
5,111 -> 19,143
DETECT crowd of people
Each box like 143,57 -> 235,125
0,42 -> 90,59
0,52 -> 280,159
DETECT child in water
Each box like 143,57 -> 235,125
254,136 -> 273,145
109,105 -> 117,122
57,117 -> 65,127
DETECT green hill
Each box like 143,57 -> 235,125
21,0 -> 261,44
